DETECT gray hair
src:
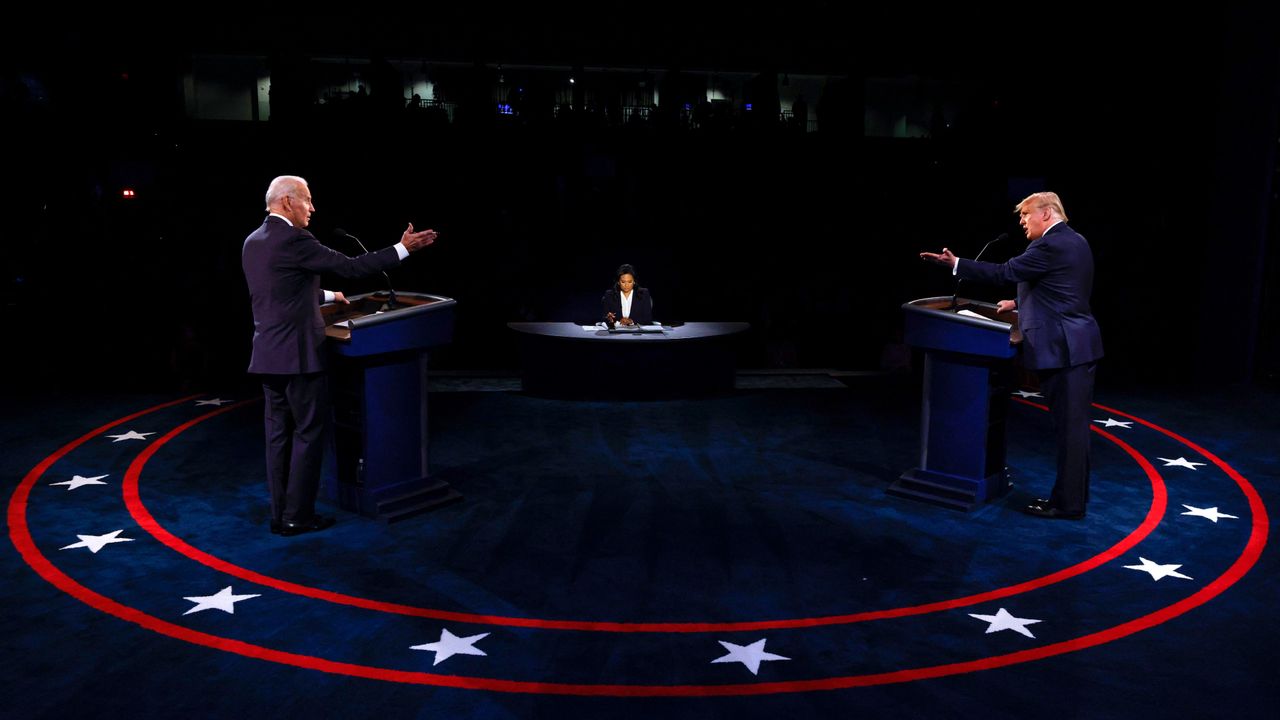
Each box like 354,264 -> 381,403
264,175 -> 308,210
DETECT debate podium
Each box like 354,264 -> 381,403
893,297 -> 1020,510
320,291 -> 459,522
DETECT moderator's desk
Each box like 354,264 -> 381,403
508,322 -> 749,399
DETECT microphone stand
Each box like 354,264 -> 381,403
334,229 -> 398,309
952,233 -> 1009,310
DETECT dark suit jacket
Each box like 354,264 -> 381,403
956,223 -> 1103,370
601,287 -> 653,325
242,216 -> 402,374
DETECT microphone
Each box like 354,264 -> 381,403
977,233 -> 1011,261
952,232 -> 1009,310
333,228 -> 397,309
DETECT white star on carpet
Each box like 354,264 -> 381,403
710,639 -> 790,675
1124,557 -> 1193,581
1012,390 -> 1043,399
183,586 -> 261,615
50,474 -> 109,490
1157,457 -> 1207,470
968,608 -> 1043,638
410,629 -> 490,665
1093,418 -> 1134,428
195,398 -> 232,407
60,530 -> 134,553
106,430 -> 155,443
1181,505 -> 1238,523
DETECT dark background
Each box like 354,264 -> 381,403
3,7 -> 1277,395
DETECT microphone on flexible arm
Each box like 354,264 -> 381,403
952,232 -> 1010,310
333,228 -> 397,309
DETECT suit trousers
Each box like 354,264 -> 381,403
1038,361 -> 1096,514
262,372 -> 330,524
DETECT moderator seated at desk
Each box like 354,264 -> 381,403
601,263 -> 653,328
507,321 -> 749,399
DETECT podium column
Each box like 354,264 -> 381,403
319,291 -> 460,522
893,297 -> 1017,510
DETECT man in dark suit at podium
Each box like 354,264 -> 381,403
921,192 -> 1103,519
242,175 -> 438,536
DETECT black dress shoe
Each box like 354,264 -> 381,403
279,515 -> 336,536
1023,503 -> 1085,520
270,520 -> 282,535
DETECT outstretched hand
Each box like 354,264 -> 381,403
919,247 -> 958,268
400,223 -> 439,253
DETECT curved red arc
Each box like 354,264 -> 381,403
7,395 -> 1267,696
123,406 -> 1165,632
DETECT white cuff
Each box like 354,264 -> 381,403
395,243 -> 410,261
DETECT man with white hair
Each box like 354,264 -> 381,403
242,175 -> 439,536
921,191 -> 1103,520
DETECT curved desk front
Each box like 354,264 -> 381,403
507,322 -> 749,399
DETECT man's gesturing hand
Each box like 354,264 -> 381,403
919,247 -> 958,269
401,223 -> 439,253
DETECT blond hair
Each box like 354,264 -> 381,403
1015,191 -> 1068,222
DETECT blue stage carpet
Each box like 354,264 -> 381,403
2,378 -> 1276,719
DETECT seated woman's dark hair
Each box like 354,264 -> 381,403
615,263 -> 639,290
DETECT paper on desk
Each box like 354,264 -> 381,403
956,309 -> 987,320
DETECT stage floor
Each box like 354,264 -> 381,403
3,376 -> 1275,719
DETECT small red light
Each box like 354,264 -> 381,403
122,189 -> 136,199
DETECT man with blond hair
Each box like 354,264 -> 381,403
921,192 -> 1103,519
243,175 -> 440,536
